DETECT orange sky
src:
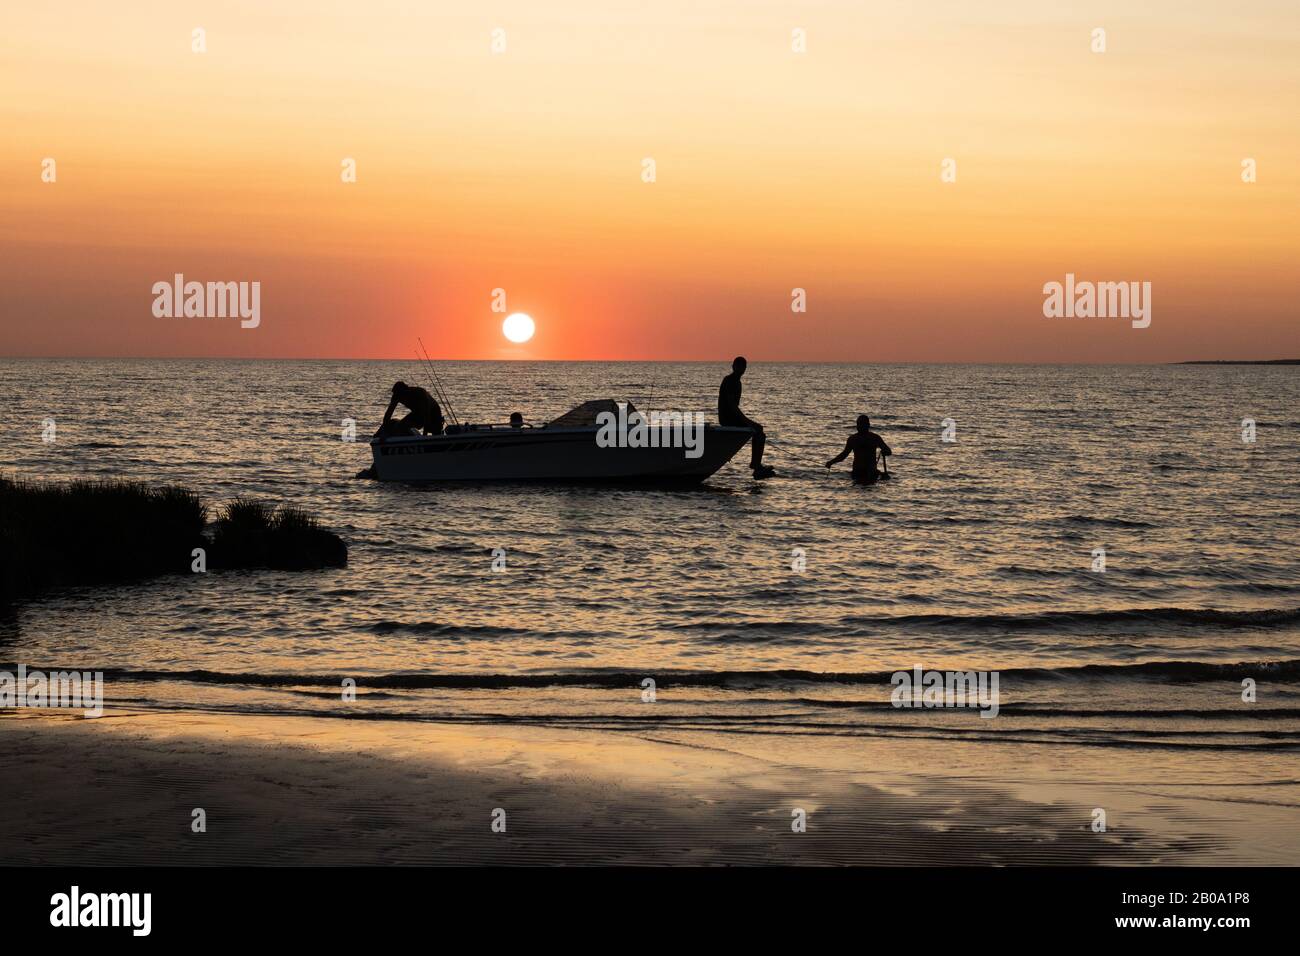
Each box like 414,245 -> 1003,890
2,1 -> 1297,361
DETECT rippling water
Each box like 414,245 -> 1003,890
2,359 -> 1298,773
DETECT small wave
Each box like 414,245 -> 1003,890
784,698 -> 1300,719
1031,658 -> 1300,682
1056,515 -> 1156,529
430,543 -> 487,555
994,566 -> 1072,580
662,619 -> 825,637
841,607 -> 1300,631
906,516 -> 996,526
30,658 -> 1300,692
1219,582 -> 1300,595
367,621 -> 526,638
88,699 -> 1300,752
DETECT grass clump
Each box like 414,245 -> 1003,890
0,478 -> 346,604
220,497 -> 276,531
209,498 -> 346,571
271,506 -> 321,533
0,476 -> 206,602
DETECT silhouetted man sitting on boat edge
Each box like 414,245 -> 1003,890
378,381 -> 444,437
718,356 -> 775,478
826,415 -> 891,482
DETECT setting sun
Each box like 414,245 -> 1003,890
502,313 -> 535,344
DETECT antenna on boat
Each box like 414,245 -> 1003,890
416,337 -> 459,427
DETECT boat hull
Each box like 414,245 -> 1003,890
369,426 -> 753,483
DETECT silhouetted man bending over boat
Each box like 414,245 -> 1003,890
718,356 -> 775,478
379,381 -> 444,437
826,415 -> 891,482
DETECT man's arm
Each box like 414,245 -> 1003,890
381,397 -> 399,426
826,438 -> 853,468
877,435 -> 892,457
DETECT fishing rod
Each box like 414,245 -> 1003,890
414,345 -> 456,426
416,337 -> 459,427
764,435 -> 822,469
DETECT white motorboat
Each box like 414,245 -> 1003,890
368,400 -> 752,483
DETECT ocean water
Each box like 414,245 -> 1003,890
2,360 -> 1298,795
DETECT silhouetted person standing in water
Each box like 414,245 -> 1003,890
379,381 -> 444,436
826,415 -> 891,482
718,356 -> 774,478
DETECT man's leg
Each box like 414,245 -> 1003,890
748,422 -> 765,469
394,412 -> 422,436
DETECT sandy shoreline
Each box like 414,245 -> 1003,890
8,707 -> 1286,866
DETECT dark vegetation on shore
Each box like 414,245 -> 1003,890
0,477 -> 346,604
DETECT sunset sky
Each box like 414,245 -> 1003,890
2,1 -> 1297,362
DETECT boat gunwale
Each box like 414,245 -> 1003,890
368,423 -> 754,448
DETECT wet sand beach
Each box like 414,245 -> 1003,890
5,708 -> 1295,866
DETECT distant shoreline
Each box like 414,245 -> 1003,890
1177,359 -> 1300,365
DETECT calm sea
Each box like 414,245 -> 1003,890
2,360 -> 1298,790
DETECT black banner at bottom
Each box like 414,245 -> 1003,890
2,866 -> 1282,941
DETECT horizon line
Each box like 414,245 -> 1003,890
2,355 -> 1298,366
